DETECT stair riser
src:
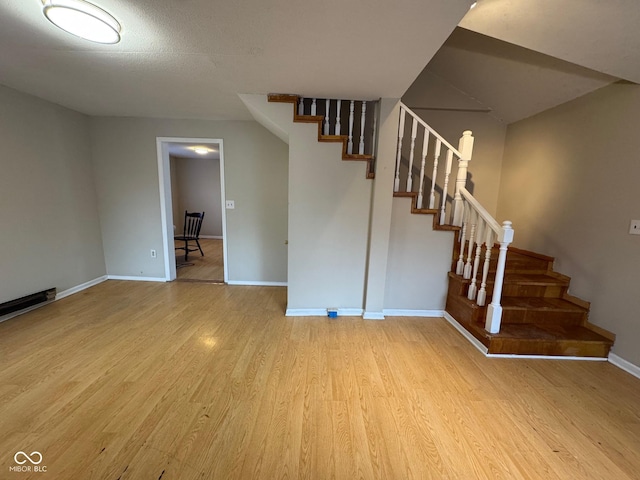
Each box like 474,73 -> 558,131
488,339 -> 611,357
502,284 -> 565,298
501,310 -> 586,326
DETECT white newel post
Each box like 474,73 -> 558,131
485,221 -> 514,334
452,131 -> 474,227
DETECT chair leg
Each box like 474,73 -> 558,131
184,239 -> 189,261
196,239 -> 204,256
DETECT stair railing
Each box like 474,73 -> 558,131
296,97 -> 378,157
394,103 -> 514,334
456,188 -> 514,333
394,103 -> 473,225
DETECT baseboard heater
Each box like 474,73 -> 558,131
0,288 -> 57,317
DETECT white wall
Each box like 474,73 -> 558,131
171,156 -> 223,237
384,197 -> 455,310
0,85 -> 106,303
496,82 -> 640,366
90,118 -> 288,283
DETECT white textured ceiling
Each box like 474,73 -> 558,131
0,0 -> 472,120
411,28 -> 617,124
461,0 -> 640,84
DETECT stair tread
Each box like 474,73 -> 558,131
501,297 -> 587,312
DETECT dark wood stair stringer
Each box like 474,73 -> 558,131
445,246 -> 615,357
268,94 -> 375,179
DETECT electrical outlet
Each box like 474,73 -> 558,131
630,220 -> 640,235
225,200 -> 235,209
150,249 -> 157,258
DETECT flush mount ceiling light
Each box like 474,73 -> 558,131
470,1 -> 478,8
193,147 -> 210,155
42,0 -> 121,44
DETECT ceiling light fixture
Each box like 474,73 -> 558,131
193,147 -> 210,155
42,0 -> 121,44
470,2 -> 478,9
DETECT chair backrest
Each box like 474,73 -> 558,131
183,211 -> 205,238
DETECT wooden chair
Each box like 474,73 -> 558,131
174,211 -> 205,261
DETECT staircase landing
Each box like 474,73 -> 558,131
446,247 -> 614,357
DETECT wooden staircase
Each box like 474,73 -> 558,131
446,246 -> 615,357
268,94 -> 614,358
268,94 -> 376,178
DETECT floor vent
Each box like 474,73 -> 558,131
0,288 -> 57,317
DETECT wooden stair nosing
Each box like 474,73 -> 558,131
393,191 -> 459,232
268,93 -> 375,178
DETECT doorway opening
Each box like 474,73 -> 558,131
156,137 -> 228,283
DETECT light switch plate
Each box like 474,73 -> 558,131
225,200 -> 235,209
630,220 -> 640,235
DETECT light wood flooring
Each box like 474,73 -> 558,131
175,238 -> 224,282
1,281 -> 639,479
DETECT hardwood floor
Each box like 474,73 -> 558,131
175,238 -> 224,282
1,281 -> 639,479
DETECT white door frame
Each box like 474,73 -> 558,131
156,137 -> 228,282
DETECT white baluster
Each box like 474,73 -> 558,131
468,219 -> 485,301
463,210 -> 477,279
456,202 -> 468,275
324,99 -> 330,135
311,98 -> 317,115
298,97 -> 304,116
359,101 -> 367,154
485,221 -> 515,333
439,149 -> 454,225
406,118 -> 418,192
429,140 -> 442,209
335,99 -> 342,135
394,108 -> 406,192
452,131 -> 474,226
417,130 -> 429,209
348,100 -> 355,154
477,229 -> 494,307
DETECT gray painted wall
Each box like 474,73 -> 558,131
287,122 -> 373,310
90,118 -> 288,283
496,82 -> 640,365
0,85 -> 106,303
171,156 -> 223,237
384,198 -> 455,310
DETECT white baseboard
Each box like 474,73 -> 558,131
609,353 -> 640,379
226,281 -> 287,286
442,311 -> 489,355
199,235 -> 223,239
56,275 -> 108,300
363,311 -> 385,320
107,275 -> 167,282
286,308 -> 363,317
0,275 -> 109,324
383,309 -> 444,317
